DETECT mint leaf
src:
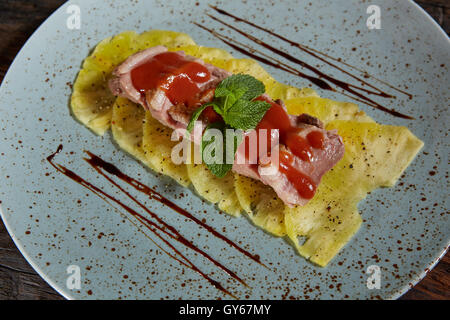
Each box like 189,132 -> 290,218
186,74 -> 272,178
224,100 -> 271,130
204,159 -> 232,178
215,74 -> 266,102
187,103 -> 214,133
201,122 -> 242,178
201,122 -> 232,177
212,104 -> 224,117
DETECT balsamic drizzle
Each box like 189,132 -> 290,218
193,23 -> 393,110
83,151 -> 265,268
84,152 -> 248,288
209,5 -> 413,99
46,145 -> 267,298
199,6 -> 415,120
194,22 -> 333,91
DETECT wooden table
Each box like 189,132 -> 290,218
0,0 -> 448,300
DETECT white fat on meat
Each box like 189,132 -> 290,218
109,45 -> 230,130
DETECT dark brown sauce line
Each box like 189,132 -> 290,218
205,13 -> 367,93
194,23 -> 333,91
284,42 -> 394,98
83,154 -> 248,287
47,150 -> 188,271
122,210 -> 193,270
126,211 -> 238,299
336,90 -> 389,111
209,5 -> 413,99
203,15 -> 388,99
203,14 -> 414,120
45,155 -> 199,284
102,199 -> 219,290
46,146 -> 237,298
278,40 -> 413,99
83,150 -> 266,269
209,6 -> 393,98
296,47 -> 413,99
196,21 -> 400,118
195,23 -> 388,100
196,22 -> 374,108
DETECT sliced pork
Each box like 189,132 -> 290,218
233,96 -> 344,207
257,126 -> 344,207
109,45 -> 230,131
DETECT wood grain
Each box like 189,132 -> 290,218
0,0 -> 448,300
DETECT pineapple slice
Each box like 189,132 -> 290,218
70,67 -> 116,135
187,163 -> 242,217
142,112 -> 190,187
231,95 -> 374,257
169,46 -> 319,101
326,121 -> 424,189
71,32 -> 140,135
82,31 -> 140,74
234,175 -> 286,236
285,96 -> 374,124
285,120 -> 424,266
223,58 -> 318,101
134,30 -> 195,51
111,97 -> 153,168
169,45 -> 233,68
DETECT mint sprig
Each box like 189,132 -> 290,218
187,74 -> 270,132
187,74 -> 271,177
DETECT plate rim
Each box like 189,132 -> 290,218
0,0 -> 448,300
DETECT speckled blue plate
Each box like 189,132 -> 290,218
0,0 -> 448,300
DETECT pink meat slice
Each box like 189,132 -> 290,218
233,99 -> 344,207
257,126 -> 344,207
109,45 -> 230,131
108,46 -> 345,207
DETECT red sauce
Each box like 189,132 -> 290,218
279,151 -> 316,199
131,52 -> 211,107
243,97 -> 290,161
307,131 -> 325,149
202,106 -> 222,123
285,130 -> 314,162
255,95 -> 324,159
248,96 -> 326,199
